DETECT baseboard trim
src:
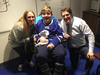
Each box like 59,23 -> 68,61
0,57 -> 19,68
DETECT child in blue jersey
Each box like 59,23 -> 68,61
33,6 -> 65,75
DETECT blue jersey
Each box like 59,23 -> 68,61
34,19 -> 63,47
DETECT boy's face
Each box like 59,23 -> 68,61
42,11 -> 52,24
62,11 -> 72,23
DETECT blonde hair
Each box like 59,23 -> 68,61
41,5 -> 53,15
16,10 -> 35,36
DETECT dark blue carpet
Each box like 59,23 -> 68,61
65,45 -> 100,75
0,45 -> 100,75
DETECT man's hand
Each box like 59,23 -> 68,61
64,34 -> 71,39
47,43 -> 54,50
87,52 -> 95,61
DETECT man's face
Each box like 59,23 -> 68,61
62,11 -> 72,23
42,11 -> 52,24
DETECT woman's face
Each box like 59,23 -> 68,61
42,11 -> 52,24
26,12 -> 35,26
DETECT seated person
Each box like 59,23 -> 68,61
33,6 -> 65,75
8,10 -> 35,71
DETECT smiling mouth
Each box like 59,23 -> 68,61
64,18 -> 68,21
44,17 -> 50,21
45,17 -> 49,20
65,17 -> 70,21
30,20 -> 34,23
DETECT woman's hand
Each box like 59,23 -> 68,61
24,46 -> 27,52
34,37 -> 37,42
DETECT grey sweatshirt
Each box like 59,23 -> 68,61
8,22 -> 30,48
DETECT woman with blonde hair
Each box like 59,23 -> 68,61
8,10 -> 35,71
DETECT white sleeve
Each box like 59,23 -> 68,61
80,20 -> 95,52
59,19 -> 67,36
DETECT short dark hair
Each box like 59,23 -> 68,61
61,7 -> 73,16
